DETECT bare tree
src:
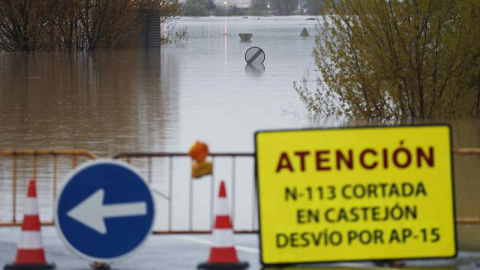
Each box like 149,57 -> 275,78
0,0 -> 181,51
0,0 -> 56,51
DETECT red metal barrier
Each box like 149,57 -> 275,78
0,149 -> 97,226
113,152 -> 256,234
114,149 -> 480,233
0,149 -> 477,232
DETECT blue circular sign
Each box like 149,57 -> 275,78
55,159 -> 155,262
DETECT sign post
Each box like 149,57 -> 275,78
55,159 -> 155,262
255,125 -> 456,265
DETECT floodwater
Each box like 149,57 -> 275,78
0,16 -> 319,155
0,15 -> 479,257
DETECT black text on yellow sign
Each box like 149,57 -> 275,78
255,125 -> 456,265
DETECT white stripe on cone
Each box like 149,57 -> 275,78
212,228 -> 234,248
215,197 -> 229,216
24,198 -> 39,215
18,231 -> 44,249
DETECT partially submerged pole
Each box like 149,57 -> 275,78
239,33 -> 253,41
300,27 -> 310,37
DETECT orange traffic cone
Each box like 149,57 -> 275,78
4,180 -> 55,270
197,181 -> 249,270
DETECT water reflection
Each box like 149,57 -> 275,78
224,31 -> 228,74
245,64 -> 265,76
0,49 -> 179,155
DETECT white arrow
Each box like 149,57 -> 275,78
67,189 -> 147,235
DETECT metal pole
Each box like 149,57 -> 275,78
12,155 -> 17,224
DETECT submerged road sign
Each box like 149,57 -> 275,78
255,125 -> 456,265
55,159 -> 155,262
245,47 -> 265,65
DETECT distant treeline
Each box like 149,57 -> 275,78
182,0 -> 323,16
0,0 -> 181,51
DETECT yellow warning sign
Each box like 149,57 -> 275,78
255,125 -> 456,265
